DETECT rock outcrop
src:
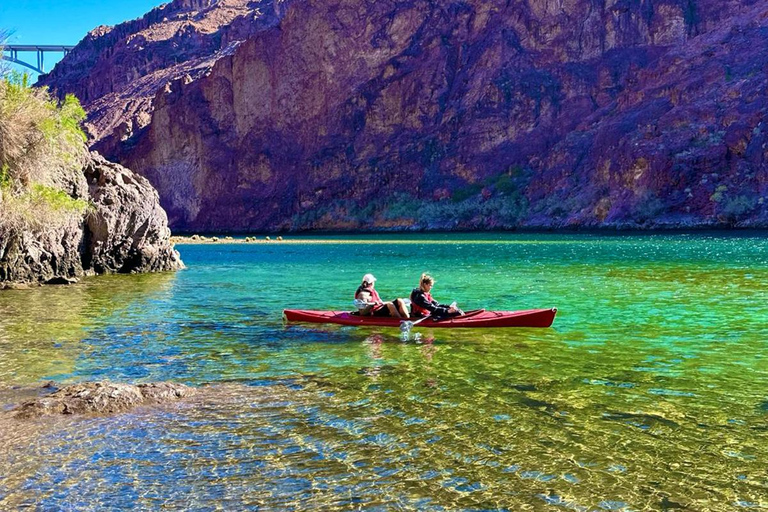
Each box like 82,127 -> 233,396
0,215 -> 89,287
0,152 -> 183,289
40,0 -> 768,230
40,0 -> 288,158
83,152 -> 184,274
11,381 -> 196,419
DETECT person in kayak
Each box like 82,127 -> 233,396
355,273 -> 409,318
410,273 -> 464,320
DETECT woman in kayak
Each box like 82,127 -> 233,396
355,273 -> 409,318
410,273 -> 464,320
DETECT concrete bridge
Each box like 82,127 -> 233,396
2,45 -> 74,74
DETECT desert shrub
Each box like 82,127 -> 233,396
0,184 -> 90,233
490,174 -> 516,194
0,164 -> 11,189
381,193 -> 420,220
0,72 -> 89,235
415,193 -> 527,228
451,183 -> 483,203
720,195 -> 757,220
633,191 -> 665,223
0,73 -> 86,187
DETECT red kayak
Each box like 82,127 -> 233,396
283,308 -> 557,328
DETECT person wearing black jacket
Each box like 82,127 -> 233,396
409,273 -> 463,320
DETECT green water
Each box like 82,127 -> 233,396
1,233 -> 767,510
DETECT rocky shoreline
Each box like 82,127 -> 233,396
170,226 -> 768,245
0,152 -> 184,289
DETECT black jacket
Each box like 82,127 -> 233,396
410,288 -> 454,319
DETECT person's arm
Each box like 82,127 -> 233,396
412,291 -> 451,316
411,290 -> 436,313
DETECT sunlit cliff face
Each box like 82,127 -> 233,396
41,0 -> 768,231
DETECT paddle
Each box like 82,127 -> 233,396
400,298 -> 466,333
400,315 -> 431,333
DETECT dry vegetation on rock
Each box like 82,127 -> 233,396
0,38 -> 183,287
0,72 -> 91,235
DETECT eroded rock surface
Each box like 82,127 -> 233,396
0,152 -> 183,289
40,0 -> 768,230
0,216 -> 88,288
84,152 -> 184,274
11,381 -> 196,419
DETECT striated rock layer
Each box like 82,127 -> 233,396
41,0 -> 768,230
0,152 -> 183,288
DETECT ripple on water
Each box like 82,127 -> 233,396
2,234 -> 768,510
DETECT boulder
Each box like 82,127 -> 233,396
0,216 -> 86,288
83,152 -> 184,274
1,151 -> 183,288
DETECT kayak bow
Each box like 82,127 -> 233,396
283,308 -> 557,328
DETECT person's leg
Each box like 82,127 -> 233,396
396,298 -> 409,318
385,302 -> 400,318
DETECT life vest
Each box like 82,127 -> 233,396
355,285 -> 384,312
410,288 -> 433,317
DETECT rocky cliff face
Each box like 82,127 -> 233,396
0,152 -> 183,288
40,0 -> 768,230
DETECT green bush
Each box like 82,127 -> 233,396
0,184 -> 90,234
0,72 -> 86,187
633,191 -> 665,222
721,195 -> 756,220
0,72 -> 90,234
451,183 -> 483,203
381,193 -> 420,220
28,184 -> 90,213
0,164 -> 11,189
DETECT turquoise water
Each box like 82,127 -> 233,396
1,233 -> 767,510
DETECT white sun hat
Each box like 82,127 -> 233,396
362,273 -> 377,284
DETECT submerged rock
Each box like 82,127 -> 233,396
11,381 -> 196,419
44,276 -> 79,285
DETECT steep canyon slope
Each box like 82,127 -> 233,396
40,0 -> 768,230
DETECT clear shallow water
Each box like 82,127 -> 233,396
1,233 -> 768,510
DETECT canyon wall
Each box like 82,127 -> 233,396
40,0 -> 768,230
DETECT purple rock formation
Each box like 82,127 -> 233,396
40,0 -> 768,230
